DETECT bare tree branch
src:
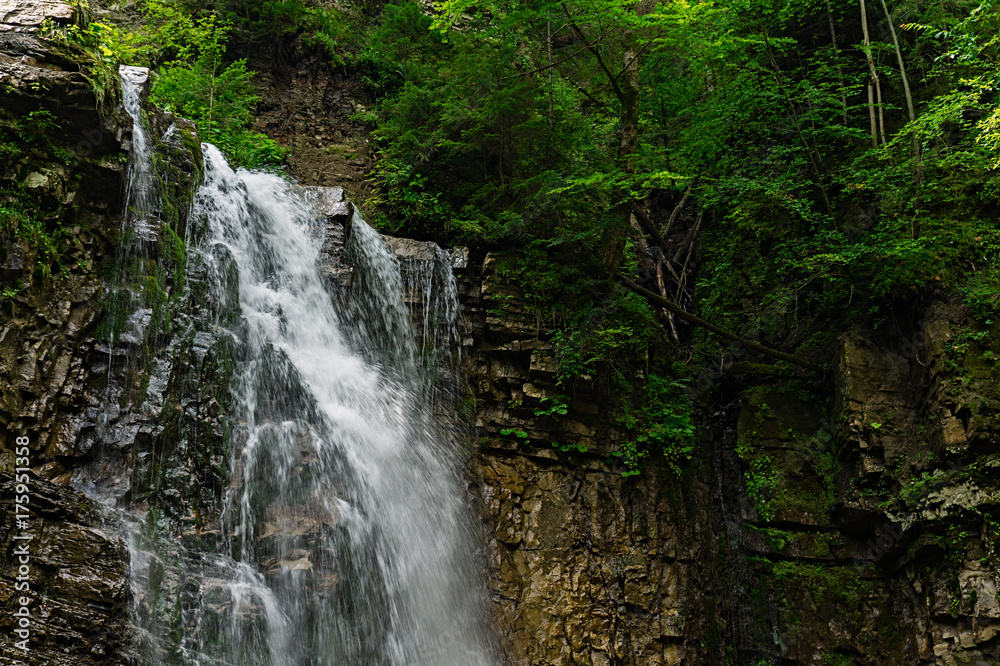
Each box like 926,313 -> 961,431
560,2 -> 624,102
618,276 -> 823,372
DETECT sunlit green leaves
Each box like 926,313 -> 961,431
151,13 -> 285,168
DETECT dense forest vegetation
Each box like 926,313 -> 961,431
12,0 -> 1000,474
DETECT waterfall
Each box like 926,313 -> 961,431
118,65 -> 157,241
92,67 -> 496,663
131,144 -> 497,665
81,67 -> 162,497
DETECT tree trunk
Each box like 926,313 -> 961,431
875,74 -> 887,145
879,0 -> 915,125
860,0 -> 885,146
867,83 -> 878,148
825,0 -> 848,126
548,15 -> 554,130
879,0 -> 921,171
601,0 -> 658,276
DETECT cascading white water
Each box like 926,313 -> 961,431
106,70 -> 496,660
182,144 -> 498,665
118,65 -> 157,239
99,67 -> 158,398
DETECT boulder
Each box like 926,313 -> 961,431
0,0 -> 74,32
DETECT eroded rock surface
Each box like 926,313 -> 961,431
0,473 -> 129,664
0,0 -> 73,31
454,253 -> 729,665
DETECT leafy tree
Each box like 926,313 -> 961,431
151,12 -> 286,167
49,0 -> 999,473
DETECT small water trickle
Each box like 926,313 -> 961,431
88,67 -> 159,479
118,65 -> 157,242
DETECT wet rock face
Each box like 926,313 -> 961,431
305,186 -> 354,290
0,473 -> 129,665
0,27 -> 133,663
1,20 -> 204,665
0,24 -> 130,481
0,10 -> 134,492
829,307 -> 1000,665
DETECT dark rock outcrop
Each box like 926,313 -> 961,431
0,473 -> 129,665
1,12 -> 202,663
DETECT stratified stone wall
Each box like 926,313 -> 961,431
456,254 -> 728,665
457,248 -> 1000,666
0,474 -> 129,665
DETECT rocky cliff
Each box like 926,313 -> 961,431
3,7 -> 1000,665
1,4 -> 131,662
0,3 -> 205,661
457,255 -> 1000,665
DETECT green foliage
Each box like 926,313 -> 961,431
45,0 -> 237,70
151,13 -> 285,168
739,450 -> 779,522
0,140 -> 20,159
552,441 -> 589,453
235,0 -> 311,38
500,396 -> 590,453
0,184 -> 71,278
348,0 -> 1000,384
37,0 -> 999,364
943,325 -> 991,380
364,0 -> 617,246
614,370 -> 696,476
162,221 -> 187,288
41,1 -> 285,167
770,561 -> 869,615
821,652 -> 854,666
302,5 -> 364,70
0,109 -> 84,280
959,256 -> 1000,321
41,17 -> 128,111
1,281 -> 24,301
736,405 -> 781,522
40,0 -> 218,110
359,0 -> 441,93
542,288 -> 662,391
1,109 -> 74,166
534,395 -> 569,418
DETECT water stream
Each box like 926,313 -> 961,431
108,69 -> 497,663
118,66 -> 157,241
192,145 -> 496,664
